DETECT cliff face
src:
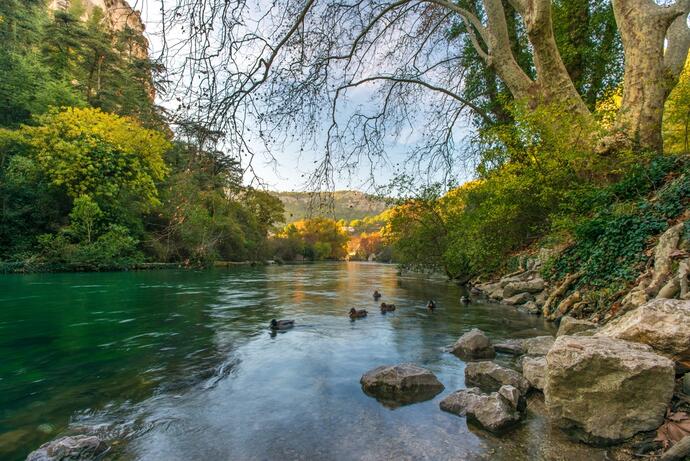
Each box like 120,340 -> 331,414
48,0 -> 148,59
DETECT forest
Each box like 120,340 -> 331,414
0,0 -> 286,271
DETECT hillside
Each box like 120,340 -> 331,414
274,191 -> 389,223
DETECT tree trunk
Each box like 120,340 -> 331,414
613,0 -> 690,152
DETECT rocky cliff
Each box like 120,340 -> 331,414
48,0 -> 148,59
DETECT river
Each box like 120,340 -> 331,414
0,263 -> 613,460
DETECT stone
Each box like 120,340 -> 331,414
360,363 -> 444,407
545,336 -> 675,445
440,387 -> 521,432
503,278 -> 545,298
494,339 -> 524,355
498,384 -> 527,412
465,361 -> 531,394
523,336 -> 555,356
503,292 -> 533,305
522,301 -> 541,315
556,316 -> 597,337
660,435 -> 690,461
521,356 -> 547,391
683,373 -> 690,395
451,329 -> 496,360
597,298 -> 690,362
26,435 -> 107,461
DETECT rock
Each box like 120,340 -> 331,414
556,316 -> 597,337
545,336 -> 675,445
360,363 -> 444,407
498,384 -> 527,412
523,336 -> 555,356
451,329 -> 496,360
535,290 -> 548,307
465,361 -> 531,394
494,339 -> 524,355
440,387 -> 522,432
522,356 -> 547,391
597,298 -> 690,362
522,300 -> 541,315
503,292 -> 533,305
500,271 -> 537,287
503,278 -> 545,298
660,435 -> 690,461
683,373 -> 690,395
26,435 -> 107,461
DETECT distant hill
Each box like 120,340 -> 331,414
273,191 -> 389,223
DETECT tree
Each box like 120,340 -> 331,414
161,0 -> 690,185
21,107 -> 169,214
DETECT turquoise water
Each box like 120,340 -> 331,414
0,263 -> 610,460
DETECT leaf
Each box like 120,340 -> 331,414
656,410 -> 690,449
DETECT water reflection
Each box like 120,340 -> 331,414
0,263 -> 612,460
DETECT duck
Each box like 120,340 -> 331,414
373,290 -> 382,300
380,302 -> 396,313
349,308 -> 368,319
427,300 -> 437,311
269,319 -> 295,330
460,296 -> 471,304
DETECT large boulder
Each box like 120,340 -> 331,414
26,435 -> 107,461
556,316 -> 597,337
503,278 -> 545,298
440,386 -> 522,432
545,336 -> 675,445
361,363 -> 444,407
597,298 -> 690,362
451,329 -> 496,360
522,356 -> 547,391
465,361 -> 531,394
523,336 -> 555,356
503,292 -> 533,305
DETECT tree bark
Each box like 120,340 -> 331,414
613,0 -> 690,152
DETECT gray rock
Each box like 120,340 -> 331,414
451,329 -> 496,360
498,384 -> 527,412
494,339 -> 524,355
522,356 -> 547,391
523,336 -> 555,356
683,372 -> 690,395
522,301 -> 541,315
440,387 -> 521,432
660,435 -> 690,461
503,292 -> 533,306
597,298 -> 690,362
545,336 -> 675,445
557,316 -> 597,337
503,278 -> 545,298
26,435 -> 107,461
465,361 -> 531,394
360,363 -> 444,407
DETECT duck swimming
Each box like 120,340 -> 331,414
270,319 -> 295,330
380,302 -> 396,313
460,296 -> 471,304
349,308 -> 368,319
427,300 -> 436,310
373,290 -> 382,300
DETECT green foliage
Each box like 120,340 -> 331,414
23,107 -> 169,210
548,156 -> 690,290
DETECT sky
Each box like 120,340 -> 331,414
133,0 -> 475,193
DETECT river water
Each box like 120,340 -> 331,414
0,263 -> 613,460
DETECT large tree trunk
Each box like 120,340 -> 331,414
613,0 -> 690,152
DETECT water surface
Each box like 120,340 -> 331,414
0,263 -> 611,460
